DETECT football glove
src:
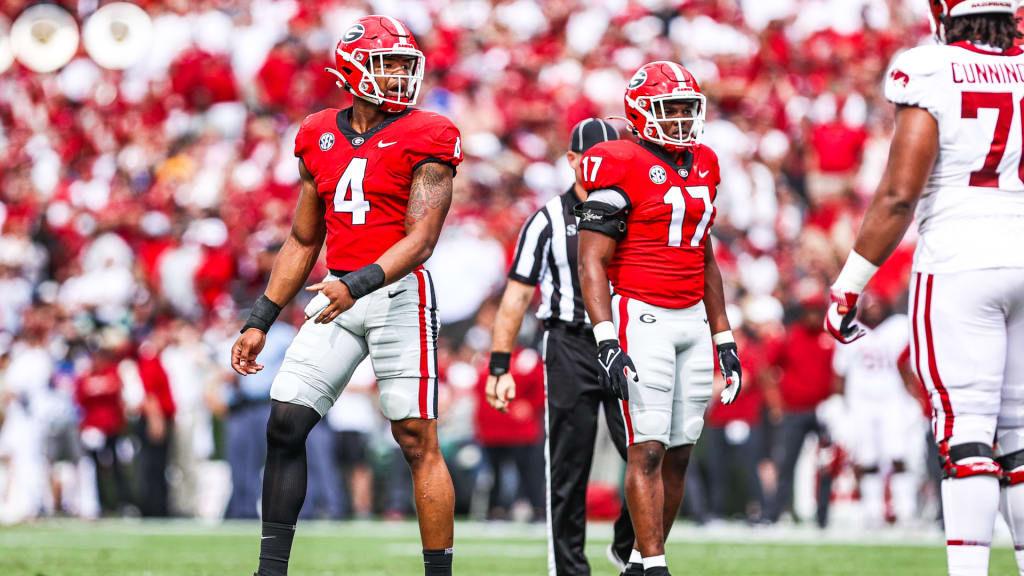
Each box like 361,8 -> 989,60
825,287 -> 866,344
716,342 -> 743,405
597,340 -> 638,401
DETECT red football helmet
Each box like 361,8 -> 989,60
326,15 -> 424,113
928,0 -> 1016,42
623,61 -> 706,152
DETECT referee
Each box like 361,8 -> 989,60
486,118 -> 634,575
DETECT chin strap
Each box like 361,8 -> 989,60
939,441 -> 1003,480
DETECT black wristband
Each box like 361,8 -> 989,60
339,264 -> 386,299
241,295 -> 282,334
489,352 -> 511,376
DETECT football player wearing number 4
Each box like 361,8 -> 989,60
229,15 -> 462,576
824,3 -> 1024,576
577,61 -> 741,576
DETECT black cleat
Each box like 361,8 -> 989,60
644,567 -> 671,576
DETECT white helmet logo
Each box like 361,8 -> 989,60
649,165 -> 667,184
319,133 -> 335,151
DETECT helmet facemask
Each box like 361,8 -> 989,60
629,92 -> 707,150
332,46 -> 425,112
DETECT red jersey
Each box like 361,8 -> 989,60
581,139 -> 720,309
294,107 -> 463,271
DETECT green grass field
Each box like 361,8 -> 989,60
0,520 -> 1016,575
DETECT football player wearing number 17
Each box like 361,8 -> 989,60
577,61 -> 742,576
228,15 -> 463,576
824,2 -> 1024,576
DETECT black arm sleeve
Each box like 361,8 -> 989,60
575,195 -> 629,241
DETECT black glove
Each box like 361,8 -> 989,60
597,339 -> 638,401
716,342 -> 742,405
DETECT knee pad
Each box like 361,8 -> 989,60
266,402 -> 320,451
939,441 -> 1003,480
634,411 -> 670,444
997,449 -> 1024,485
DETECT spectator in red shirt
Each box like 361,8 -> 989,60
704,327 -> 768,523
134,328 -> 176,518
763,284 -> 838,527
474,347 -> 545,520
76,333 -> 132,514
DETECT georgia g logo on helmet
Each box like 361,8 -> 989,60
325,15 -> 425,114
343,24 -> 365,43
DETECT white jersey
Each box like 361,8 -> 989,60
833,314 -> 909,401
884,42 -> 1024,273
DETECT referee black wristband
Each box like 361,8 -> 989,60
339,264 -> 386,299
489,352 -> 511,377
241,295 -> 282,334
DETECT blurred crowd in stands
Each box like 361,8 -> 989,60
0,0 -> 956,527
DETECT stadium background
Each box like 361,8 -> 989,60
0,0 -> 1020,574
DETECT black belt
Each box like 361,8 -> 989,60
543,319 -> 593,335
329,269 -> 353,277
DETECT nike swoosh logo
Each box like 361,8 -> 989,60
378,141 -> 397,148
261,536 -> 274,540
388,289 -> 407,298
698,169 -> 710,178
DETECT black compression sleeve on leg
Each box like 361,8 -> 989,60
257,401 -> 322,576
423,548 -> 453,576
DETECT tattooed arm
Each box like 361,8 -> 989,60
373,161 -> 454,283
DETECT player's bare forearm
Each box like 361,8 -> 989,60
579,230 -> 618,326
850,105 -> 938,265
702,239 -> 731,335
374,162 -> 453,283
492,279 -> 535,353
264,160 -> 327,306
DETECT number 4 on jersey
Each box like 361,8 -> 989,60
335,158 -> 370,224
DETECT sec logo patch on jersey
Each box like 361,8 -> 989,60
649,165 -> 667,184
319,133 -> 335,151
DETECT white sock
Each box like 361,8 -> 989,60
629,549 -> 642,564
1000,468 -> 1024,576
890,472 -> 918,524
942,473 -> 999,576
642,555 -> 666,570
859,473 -> 884,527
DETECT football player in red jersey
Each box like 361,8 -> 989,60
578,62 -> 742,576
229,15 -> 462,576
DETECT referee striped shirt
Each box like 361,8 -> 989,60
508,188 -> 588,325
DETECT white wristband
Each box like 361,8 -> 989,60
833,250 -> 878,294
712,330 -> 734,346
593,321 -> 617,343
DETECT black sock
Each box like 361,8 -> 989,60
423,548 -> 453,576
258,521 -> 296,576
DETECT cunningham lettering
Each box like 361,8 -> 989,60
951,61 -> 1024,85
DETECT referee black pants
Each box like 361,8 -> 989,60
543,323 -> 634,575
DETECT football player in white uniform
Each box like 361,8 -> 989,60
832,295 -> 924,527
825,2 -> 1024,574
